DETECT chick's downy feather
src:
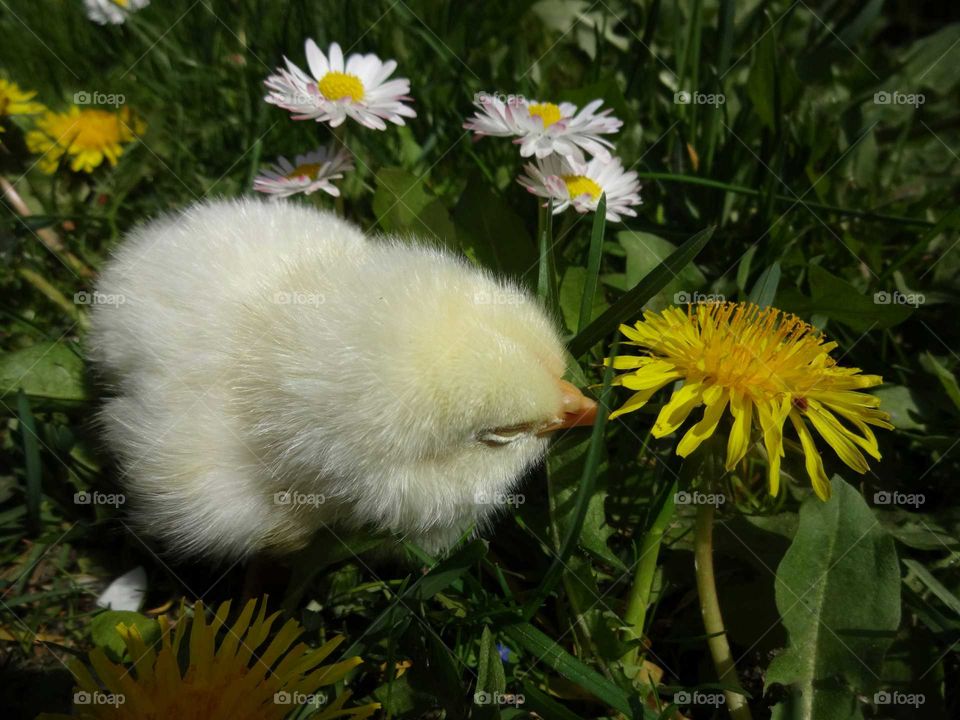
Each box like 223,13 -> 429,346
90,199 -> 588,561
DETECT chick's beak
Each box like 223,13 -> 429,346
538,379 -> 598,435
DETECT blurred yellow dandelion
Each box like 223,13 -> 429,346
0,79 -> 46,131
38,597 -> 379,720
606,302 -> 892,499
26,106 -> 144,174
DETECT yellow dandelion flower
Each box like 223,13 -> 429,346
606,302 -> 892,500
0,78 -> 47,131
38,598 -> 379,720
26,105 -> 144,174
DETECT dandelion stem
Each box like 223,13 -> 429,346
622,480 -> 677,671
694,502 -> 753,720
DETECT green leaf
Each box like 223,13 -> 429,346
902,558 -> 960,617
578,195 -> 606,333
453,176 -> 536,280
748,261 -> 781,308
778,264 -> 912,332
766,476 -> 900,718
746,24 -> 800,130
477,626 -> 507,694
736,245 -> 758,292
547,433 -> 621,570
504,622 -> 647,717
520,680 -> 589,720
372,167 -> 432,231
559,266 -> 609,336
870,385 -> 925,431
919,353 -> 960,413
0,341 -> 86,405
569,226 -> 714,357
528,341 -> 619,616
619,230 -> 708,311
16,392 -> 41,535
90,610 -> 161,663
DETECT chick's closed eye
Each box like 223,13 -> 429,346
477,422 -> 538,446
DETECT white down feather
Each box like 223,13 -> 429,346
89,198 -> 576,561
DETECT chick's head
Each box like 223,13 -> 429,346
238,239 -> 595,550
340,244 -> 595,538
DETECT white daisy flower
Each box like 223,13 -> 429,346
464,94 -> 622,162
84,0 -> 149,25
518,154 -> 642,222
253,145 -> 353,199
264,39 -> 416,130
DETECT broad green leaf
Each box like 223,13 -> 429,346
559,266 -> 609,336
919,353 -> 960,413
0,341 -> 86,405
372,167 -> 433,231
748,262 -> 781,308
561,78 -> 632,121
547,433 -> 621,570
870,385 -> 925,431
619,230 -> 707,311
766,476 -> 900,718
778,264 -> 912,332
90,610 -> 161,663
563,553 -> 630,661
570,226 -> 714,357
453,176 -> 536,280
475,626 -> 507,718
372,674 -> 416,715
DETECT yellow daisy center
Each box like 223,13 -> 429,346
285,162 -> 322,180
317,71 -> 365,102
562,175 -> 603,200
527,102 -> 563,127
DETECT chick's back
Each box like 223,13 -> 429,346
89,199 -> 371,559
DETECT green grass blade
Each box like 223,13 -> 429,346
526,337 -> 619,616
537,199 -> 558,313
16,391 -> 42,535
569,226 -> 715,357
747,261 -> 781,308
505,622 -> 653,718
577,195 -> 606,333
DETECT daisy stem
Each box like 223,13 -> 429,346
537,199 -> 558,314
622,479 -> 677,672
332,125 -> 347,216
694,501 -> 753,720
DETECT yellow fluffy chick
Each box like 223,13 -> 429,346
89,199 -> 595,561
